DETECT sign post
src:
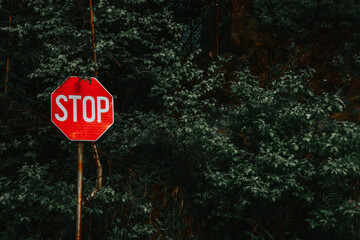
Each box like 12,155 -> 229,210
76,142 -> 84,240
51,77 -> 114,239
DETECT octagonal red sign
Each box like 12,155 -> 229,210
51,76 -> 114,141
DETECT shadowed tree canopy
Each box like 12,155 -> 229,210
1,0 -> 360,239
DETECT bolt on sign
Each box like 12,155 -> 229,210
51,76 -> 114,141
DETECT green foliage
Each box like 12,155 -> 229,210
255,0 -> 360,34
0,163 -> 74,239
1,0 -> 360,239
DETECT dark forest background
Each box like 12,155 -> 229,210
2,0 -> 360,239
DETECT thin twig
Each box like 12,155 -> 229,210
87,0 -> 102,202
74,0 -> 90,23
89,0 -> 98,76
86,142 -> 103,201
98,150 -> 113,186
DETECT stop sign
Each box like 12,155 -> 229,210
51,76 -> 114,141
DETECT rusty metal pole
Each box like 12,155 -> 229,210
76,142 -> 84,240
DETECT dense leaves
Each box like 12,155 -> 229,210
1,0 -> 360,239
